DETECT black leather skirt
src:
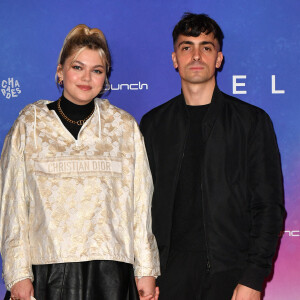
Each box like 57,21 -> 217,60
4,260 -> 139,300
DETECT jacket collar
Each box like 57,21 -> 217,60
179,85 -> 224,142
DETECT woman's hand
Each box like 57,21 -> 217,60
10,279 -> 34,300
135,276 -> 159,300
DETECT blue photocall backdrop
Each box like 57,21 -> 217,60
0,0 -> 299,298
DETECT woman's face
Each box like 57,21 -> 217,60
57,48 -> 106,105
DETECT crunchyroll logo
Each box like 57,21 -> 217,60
1,77 -> 21,99
279,230 -> 300,237
104,81 -> 148,91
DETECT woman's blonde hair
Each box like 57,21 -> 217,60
56,24 -> 111,88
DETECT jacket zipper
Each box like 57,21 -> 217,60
182,106 -> 211,272
170,116 -> 190,254
173,107 -> 190,206
201,182 -> 211,273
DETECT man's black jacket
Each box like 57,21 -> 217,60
140,86 -> 285,291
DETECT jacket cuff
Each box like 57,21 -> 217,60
6,276 -> 34,291
238,264 -> 268,291
134,265 -> 161,278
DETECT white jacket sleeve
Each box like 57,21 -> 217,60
0,120 -> 33,290
132,122 -> 160,277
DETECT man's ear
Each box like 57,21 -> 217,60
172,52 -> 178,69
216,52 -> 223,69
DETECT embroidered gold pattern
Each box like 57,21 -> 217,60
0,99 -> 160,290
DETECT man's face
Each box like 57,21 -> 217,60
172,32 -> 223,86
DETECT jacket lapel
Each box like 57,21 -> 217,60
202,85 -> 224,142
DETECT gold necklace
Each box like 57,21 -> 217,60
57,97 -> 95,126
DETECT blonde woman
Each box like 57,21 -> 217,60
0,25 -> 160,300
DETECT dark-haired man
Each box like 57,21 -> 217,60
140,13 -> 284,300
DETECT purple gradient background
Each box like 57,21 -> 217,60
0,0 -> 299,298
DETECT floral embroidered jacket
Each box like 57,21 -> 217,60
0,98 -> 160,290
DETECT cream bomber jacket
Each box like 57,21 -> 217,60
0,98 -> 160,290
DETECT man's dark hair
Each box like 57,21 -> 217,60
172,13 -> 224,50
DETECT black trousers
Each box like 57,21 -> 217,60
5,260 -> 139,300
157,250 -> 242,300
